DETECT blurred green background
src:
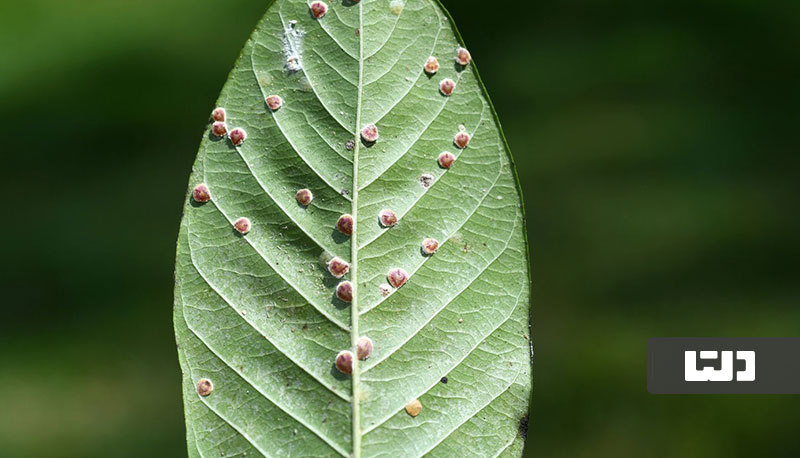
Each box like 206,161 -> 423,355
1,0 -> 799,456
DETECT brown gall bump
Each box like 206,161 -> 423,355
310,1 -> 328,19
424,56 -> 440,74
192,183 -> 211,203
233,217 -> 251,234
211,121 -> 228,137
196,378 -> 213,397
405,399 -> 422,417
361,123 -> 379,143
387,267 -> 408,289
296,188 -> 313,206
456,47 -> 471,66
378,209 -> 398,228
336,281 -> 353,303
439,78 -> 456,96
229,127 -> 247,146
453,131 -> 470,149
356,336 -> 373,360
211,107 -> 226,122
266,95 -> 283,111
337,214 -> 354,236
328,256 -> 350,278
438,151 -> 456,169
335,350 -> 353,375
422,238 -> 439,255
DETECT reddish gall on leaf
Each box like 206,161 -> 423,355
378,209 -> 398,228
233,217 -> 251,234
336,281 -> 353,303
361,123 -> 379,143
456,47 -> 471,66
266,95 -> 283,111
453,131 -> 470,149
211,121 -> 228,137
337,214 -> 354,236
439,78 -> 456,96
438,151 -> 456,169
335,350 -> 353,375
356,336 -> 373,360
310,1 -> 328,19
422,238 -> 439,255
296,188 -> 313,206
211,107 -> 226,122
387,267 -> 409,288
424,56 -> 440,74
328,257 -> 350,278
192,183 -> 211,203
229,127 -> 247,146
196,378 -> 213,396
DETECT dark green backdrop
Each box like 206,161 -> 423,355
1,0 -> 798,457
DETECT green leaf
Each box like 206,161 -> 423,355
173,0 -> 531,456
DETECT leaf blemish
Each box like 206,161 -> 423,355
356,336 -> 373,360
419,173 -> 434,188
336,281 -> 353,303
361,123 -> 379,143
211,121 -> 227,137
295,188 -> 313,206
345,139 -> 355,151
387,268 -> 408,288
456,47 -> 472,67
453,131 -> 470,149
337,214 -> 354,236
233,217 -> 251,235
378,209 -> 398,228
439,78 -> 456,96
438,151 -> 456,169
327,256 -> 350,278
422,238 -> 439,255
228,127 -> 247,146
335,350 -> 353,375
266,95 -> 283,111
192,183 -> 211,203
283,21 -> 305,73
378,283 -> 392,297
405,399 -> 422,417
309,1 -> 328,19
389,0 -> 404,16
196,378 -> 213,397
424,56 -> 439,75
211,107 -> 226,122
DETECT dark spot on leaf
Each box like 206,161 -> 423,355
518,414 -> 529,439
440,376 -> 448,384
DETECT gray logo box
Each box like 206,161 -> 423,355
648,338 -> 800,394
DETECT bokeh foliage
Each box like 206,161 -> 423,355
1,0 -> 798,457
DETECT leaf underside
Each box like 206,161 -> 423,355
174,1 -> 531,457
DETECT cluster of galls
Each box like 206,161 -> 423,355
335,336 -> 373,375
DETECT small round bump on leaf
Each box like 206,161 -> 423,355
361,123 -> 379,143
378,209 -> 398,228
335,350 -> 353,375
379,283 -> 392,297
337,214 -> 354,236
389,0 -> 404,15
439,78 -> 456,96
192,183 -> 211,203
356,336 -> 373,360
266,95 -> 283,111
211,107 -> 226,122
424,56 -> 440,74
453,131 -> 470,149
456,47 -> 471,66
211,121 -> 228,137
328,257 -> 350,278
387,267 -> 408,289
422,238 -> 439,255
310,1 -> 328,19
345,139 -> 355,151
405,399 -> 422,417
438,151 -> 456,169
196,378 -> 213,396
296,188 -> 313,206
229,127 -> 247,146
233,217 -> 251,234
336,281 -> 353,303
